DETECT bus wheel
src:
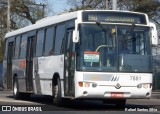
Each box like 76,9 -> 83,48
53,77 -> 62,105
115,99 -> 126,108
13,77 -> 22,99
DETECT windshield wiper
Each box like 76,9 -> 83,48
129,23 -> 135,33
96,22 -> 108,32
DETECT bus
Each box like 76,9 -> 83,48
2,10 -> 158,107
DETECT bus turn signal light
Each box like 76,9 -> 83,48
78,82 -> 90,87
78,82 -> 97,88
78,82 -> 83,87
137,83 -> 151,89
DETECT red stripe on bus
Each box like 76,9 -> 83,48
84,51 -> 100,54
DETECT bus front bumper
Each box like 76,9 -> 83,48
75,86 -> 152,99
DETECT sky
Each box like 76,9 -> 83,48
36,0 -> 71,15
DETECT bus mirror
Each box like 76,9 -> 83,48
73,30 -> 79,42
150,22 -> 158,45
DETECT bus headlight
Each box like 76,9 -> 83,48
84,82 -> 90,87
78,82 -> 91,87
137,84 -> 142,88
92,83 -> 97,88
78,82 -> 97,88
137,83 -> 151,89
143,84 -> 150,89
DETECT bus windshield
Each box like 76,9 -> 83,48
76,24 -> 152,72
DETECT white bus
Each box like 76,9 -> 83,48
2,10 -> 158,107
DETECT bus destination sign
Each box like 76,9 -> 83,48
82,11 -> 147,24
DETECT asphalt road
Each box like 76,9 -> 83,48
0,90 -> 159,114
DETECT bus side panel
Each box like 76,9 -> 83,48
12,59 -> 27,92
33,55 -> 64,96
2,60 -> 7,89
33,57 -> 41,94
32,58 -> 36,94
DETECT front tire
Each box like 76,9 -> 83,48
13,77 -> 23,99
53,77 -> 62,105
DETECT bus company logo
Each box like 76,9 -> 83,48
115,83 -> 121,89
110,76 -> 119,81
2,106 -> 11,111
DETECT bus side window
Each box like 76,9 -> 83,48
54,24 -> 65,55
36,30 -> 45,57
44,27 -> 54,56
14,36 -> 21,59
19,34 -> 27,59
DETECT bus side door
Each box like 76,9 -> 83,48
26,36 -> 34,91
7,42 -> 14,89
64,29 -> 75,96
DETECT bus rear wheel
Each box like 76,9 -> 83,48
53,77 -> 62,105
13,77 -> 23,99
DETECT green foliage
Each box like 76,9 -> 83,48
67,0 -> 160,18
66,0 -> 160,32
0,0 -> 49,61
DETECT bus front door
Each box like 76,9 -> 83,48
64,30 -> 75,96
7,42 -> 14,89
26,36 -> 34,91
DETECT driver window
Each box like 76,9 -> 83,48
87,34 -> 94,51
135,33 -> 145,55
94,32 -> 105,50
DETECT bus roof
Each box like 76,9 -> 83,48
5,11 -> 79,38
5,10 -> 148,39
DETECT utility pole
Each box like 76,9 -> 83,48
29,2 -> 46,18
41,3 -> 46,18
112,0 -> 117,10
106,0 -> 108,10
7,0 -> 10,32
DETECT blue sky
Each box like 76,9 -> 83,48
36,0 -> 71,15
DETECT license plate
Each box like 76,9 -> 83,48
111,92 -> 124,98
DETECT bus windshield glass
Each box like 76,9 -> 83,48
76,24 -> 152,72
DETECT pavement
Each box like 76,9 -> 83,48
152,91 -> 160,99
0,87 -> 3,91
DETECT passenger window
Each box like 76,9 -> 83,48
44,27 -> 54,56
15,36 -> 21,59
36,30 -> 45,57
19,34 -> 27,58
54,24 -> 65,55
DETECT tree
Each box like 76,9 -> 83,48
67,0 -> 160,16
67,0 -> 160,28
0,0 -> 51,61
67,0 -> 111,10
